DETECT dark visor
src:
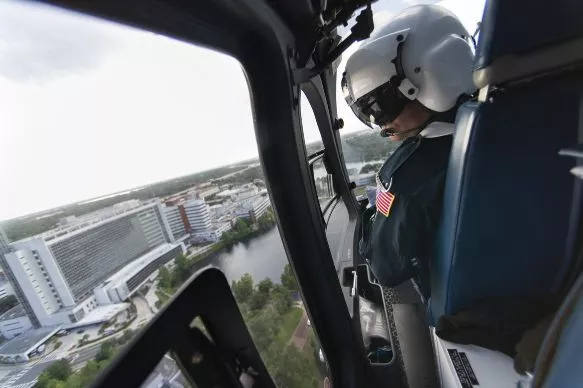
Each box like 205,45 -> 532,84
342,76 -> 409,128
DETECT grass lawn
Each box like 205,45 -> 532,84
274,307 -> 303,347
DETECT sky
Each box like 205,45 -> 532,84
0,0 -> 484,221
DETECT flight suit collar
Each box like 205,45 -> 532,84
419,121 -> 455,138
377,136 -> 421,188
376,122 -> 454,188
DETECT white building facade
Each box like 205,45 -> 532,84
183,199 -> 212,233
163,206 -> 188,240
191,222 -> 232,243
235,196 -> 271,221
2,201 -> 176,329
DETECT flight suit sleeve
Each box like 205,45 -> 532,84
368,171 -> 446,288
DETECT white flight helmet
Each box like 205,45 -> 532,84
341,4 -> 475,128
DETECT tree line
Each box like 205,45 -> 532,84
231,265 -> 322,387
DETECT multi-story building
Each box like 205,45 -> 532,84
235,196 -> 271,221
1,201 -> 177,329
196,185 -> 219,200
0,279 -> 14,299
163,206 -> 188,241
95,243 -> 185,304
0,225 -> 39,329
0,226 -> 10,256
191,222 -> 232,244
183,199 -> 212,233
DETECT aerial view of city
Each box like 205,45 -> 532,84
0,128 -> 396,388
0,1 -> 401,386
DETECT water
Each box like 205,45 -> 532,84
215,228 -> 288,284
313,160 -> 385,179
193,200 -> 349,285
191,228 -> 288,284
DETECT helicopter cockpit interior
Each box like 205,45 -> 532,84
10,0 -> 583,387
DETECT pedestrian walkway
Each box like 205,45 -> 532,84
40,353 -> 62,362
289,312 -> 310,350
0,365 -> 33,387
8,381 -> 36,388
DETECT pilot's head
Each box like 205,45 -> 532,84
341,4 -> 475,141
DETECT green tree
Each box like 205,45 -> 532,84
158,266 -> 173,290
247,310 -> 278,352
249,278 -> 274,311
95,340 -> 116,362
116,329 -> 136,346
257,278 -> 273,295
257,210 -> 275,231
281,264 -> 298,293
174,254 -> 191,284
43,359 -> 72,381
233,219 -> 251,235
65,360 -> 103,388
232,273 -> 254,304
33,373 -> 53,388
272,346 -> 318,388
272,285 -> 293,315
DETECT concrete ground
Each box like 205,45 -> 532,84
0,292 -> 162,387
143,280 -> 160,314
0,355 -> 60,388
129,295 -> 155,330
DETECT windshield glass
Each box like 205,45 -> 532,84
0,1 -> 327,387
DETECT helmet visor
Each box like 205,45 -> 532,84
342,76 -> 409,128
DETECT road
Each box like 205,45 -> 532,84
68,343 -> 102,369
0,354 -> 61,388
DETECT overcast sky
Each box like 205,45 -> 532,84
0,0 -> 484,221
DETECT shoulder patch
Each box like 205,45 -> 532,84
376,190 -> 395,217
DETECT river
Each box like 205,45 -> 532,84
191,200 -> 349,285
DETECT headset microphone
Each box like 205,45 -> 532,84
380,128 -> 394,138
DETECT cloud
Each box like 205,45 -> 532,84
0,1 -> 126,84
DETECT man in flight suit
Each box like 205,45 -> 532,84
341,5 -> 475,298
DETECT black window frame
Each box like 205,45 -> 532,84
41,1 -> 373,387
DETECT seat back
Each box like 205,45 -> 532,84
429,74 -> 579,321
429,0 -> 583,322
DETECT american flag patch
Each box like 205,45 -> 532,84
376,175 -> 395,217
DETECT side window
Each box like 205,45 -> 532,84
300,92 -> 350,276
0,3 -> 326,387
302,92 -> 334,210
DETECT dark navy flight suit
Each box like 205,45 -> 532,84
360,122 -> 454,297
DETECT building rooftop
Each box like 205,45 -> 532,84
0,304 -> 25,320
66,303 -> 129,328
11,201 -> 159,245
0,326 -> 60,356
100,243 -> 178,288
